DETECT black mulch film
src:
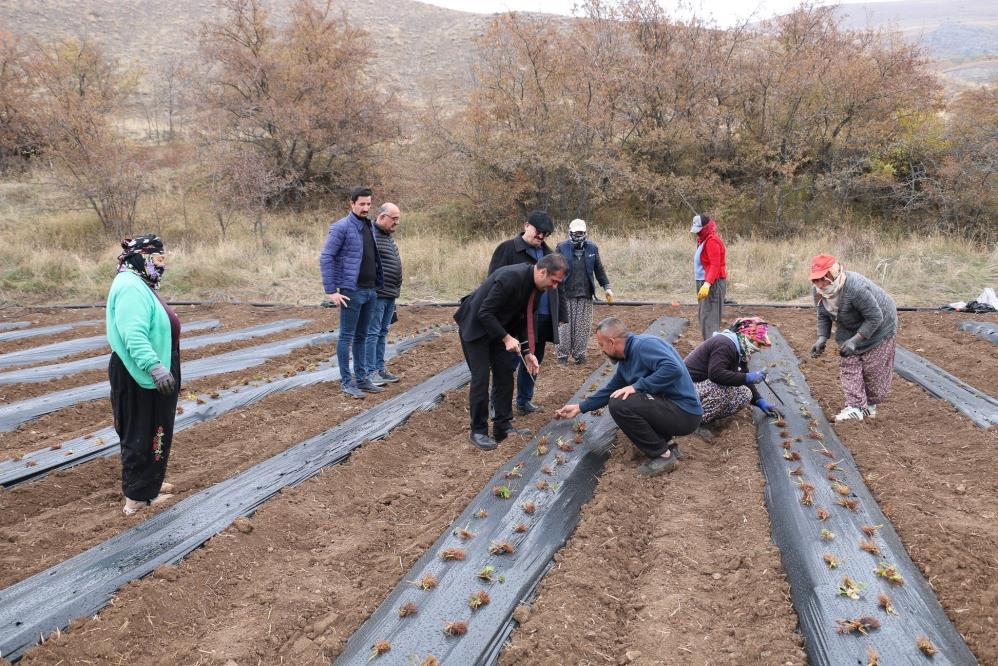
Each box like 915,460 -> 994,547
333,315 -> 688,666
0,359 -> 472,661
894,345 -> 998,429
753,327 -> 976,666
959,320 -> 998,345
0,328 -> 448,488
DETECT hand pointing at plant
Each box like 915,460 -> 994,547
555,404 -> 581,420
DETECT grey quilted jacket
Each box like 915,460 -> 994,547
813,271 -> 898,354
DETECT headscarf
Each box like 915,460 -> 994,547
815,261 -> 845,311
730,317 -> 771,358
117,234 -> 166,289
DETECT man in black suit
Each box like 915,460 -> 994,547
487,210 -> 562,416
455,254 -> 569,450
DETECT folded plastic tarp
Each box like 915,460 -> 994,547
0,318 -> 221,370
0,319 -> 102,343
0,322 -> 30,332
0,319 -> 309,384
959,320 -> 998,345
753,328 -> 976,666
334,315 -> 688,666
0,328 -> 447,488
894,345 -> 998,429
0,330 -> 337,432
0,361 -> 472,662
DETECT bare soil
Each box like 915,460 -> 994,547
3,305 -> 995,666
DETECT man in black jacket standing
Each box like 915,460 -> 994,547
488,210 -> 562,416
366,202 -> 403,386
455,254 -> 569,450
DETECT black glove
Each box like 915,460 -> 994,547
839,335 -> 862,357
149,363 -> 177,395
810,336 -> 827,357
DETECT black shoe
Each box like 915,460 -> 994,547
378,370 -> 401,383
495,426 -> 531,442
356,379 -> 385,393
341,383 -> 366,399
516,401 -> 544,416
694,426 -> 713,442
669,440 -> 682,460
638,453 -> 678,476
470,433 -> 498,450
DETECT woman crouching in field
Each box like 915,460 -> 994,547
106,235 -> 180,516
808,254 -> 898,422
684,317 -> 783,437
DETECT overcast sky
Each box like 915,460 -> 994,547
419,0 -> 901,28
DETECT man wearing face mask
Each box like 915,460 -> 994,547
554,317 -> 702,476
556,218 -> 613,365
809,254 -> 897,422
487,210 -> 563,416
684,317 -> 782,438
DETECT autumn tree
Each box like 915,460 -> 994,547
195,0 -> 392,210
0,29 -> 41,172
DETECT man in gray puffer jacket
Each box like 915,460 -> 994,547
366,202 -> 404,386
808,254 -> 898,422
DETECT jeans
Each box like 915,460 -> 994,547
366,297 -> 396,374
516,314 -> 551,407
337,287 -> 378,385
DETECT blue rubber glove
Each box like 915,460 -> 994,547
745,370 -> 766,384
755,398 -> 783,419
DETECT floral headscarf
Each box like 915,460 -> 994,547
730,317 -> 771,358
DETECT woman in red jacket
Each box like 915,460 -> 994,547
691,213 -> 728,340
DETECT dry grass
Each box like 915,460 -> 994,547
1,178 -> 994,307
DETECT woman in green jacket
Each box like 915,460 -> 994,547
106,235 -> 181,516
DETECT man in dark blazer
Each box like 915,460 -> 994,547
455,254 -> 569,450
487,210 -> 563,416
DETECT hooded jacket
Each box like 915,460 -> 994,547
695,220 -> 728,284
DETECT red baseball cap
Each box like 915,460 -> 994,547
809,254 -> 837,281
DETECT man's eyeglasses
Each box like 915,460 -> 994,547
533,231 -> 549,239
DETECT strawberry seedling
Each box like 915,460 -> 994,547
453,526 -> 475,541
574,433 -> 584,444
176,406 -> 184,415
489,541 -> 516,555
878,592 -> 897,615
535,444 -> 549,456
858,538 -> 881,556
831,481 -> 851,496
369,640 -> 390,660
535,479 -> 549,491
573,420 -> 588,434
835,497 -> 859,511
837,576 -> 866,600
415,574 -> 437,590
513,522 -> 529,533
798,481 -> 815,506
541,465 -> 553,475
867,647 -> 880,666
398,601 -> 418,618
784,450 -> 801,461
774,416 -> 787,427
781,440 -> 793,449
808,430 -> 825,441
816,507 -> 830,521
825,459 -> 845,472
477,565 -> 496,582
538,435 -> 549,447
441,548 -> 466,561
861,524 -> 883,537
790,465 -> 804,477
493,485 -> 513,499
823,553 -> 840,569
504,463 -> 524,479
474,509 -> 488,519
555,453 -> 567,465
522,501 -> 536,514
875,562 -> 905,585
779,430 -> 790,438
443,621 -> 468,636
916,636 -> 937,656
835,616 -> 880,636
469,590 -> 491,610
557,438 -> 575,452
820,528 -> 836,541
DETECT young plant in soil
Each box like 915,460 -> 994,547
867,647 -> 879,666
369,640 -> 390,660
861,524 -> 883,537
535,479 -> 549,491
816,507 -> 830,521
489,541 -> 516,555
541,465 -> 553,475
798,481 -> 815,506
790,466 -> 804,477
536,444 -> 549,456
414,574 -> 438,590
474,509 -> 488,519
443,621 -> 468,636
835,616 -> 880,636
513,523 -> 529,533
774,416 -> 787,427
830,480 -> 851,496
784,450 -> 801,461
825,459 -> 845,473
858,538 -> 881,556
837,576 -> 867,600
875,562 -> 905,585
823,553 -> 840,569
538,435 -> 549,447
779,430 -> 790,438
453,525 -> 475,541
573,420 -> 588,434
504,463 -> 524,479
835,497 -> 860,512
417,658 -> 439,666
574,433 -> 584,444
440,548 -> 466,561
878,592 -> 897,615
555,453 -> 567,465
809,430 -> 825,441
812,443 -> 834,458
469,590 -> 491,610
522,501 -> 536,515
556,438 -> 575,452
477,565 -> 496,582
398,601 -> 418,618
916,636 -> 937,656
781,440 -> 793,449
820,528 -> 836,541
493,485 -> 513,499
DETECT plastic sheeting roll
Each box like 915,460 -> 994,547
0,318 -> 221,370
959,320 -> 998,345
894,345 -> 998,429
0,322 -> 30,332
0,320 -> 102,343
0,363 -> 472,662
752,328 -> 977,665
334,315 -> 689,666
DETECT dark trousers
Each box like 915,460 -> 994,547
608,392 -> 701,458
109,352 -> 180,501
461,336 -> 514,437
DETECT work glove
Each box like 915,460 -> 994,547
839,335 -> 862,357
810,336 -> 828,357
745,370 -> 767,384
697,282 -> 711,301
755,398 -> 784,420
605,289 -> 615,305
149,363 -> 177,395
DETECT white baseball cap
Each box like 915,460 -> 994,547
569,218 -> 587,233
690,214 -> 704,233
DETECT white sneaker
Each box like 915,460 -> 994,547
834,406 -> 865,422
122,493 -> 174,516
862,404 -> 877,419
